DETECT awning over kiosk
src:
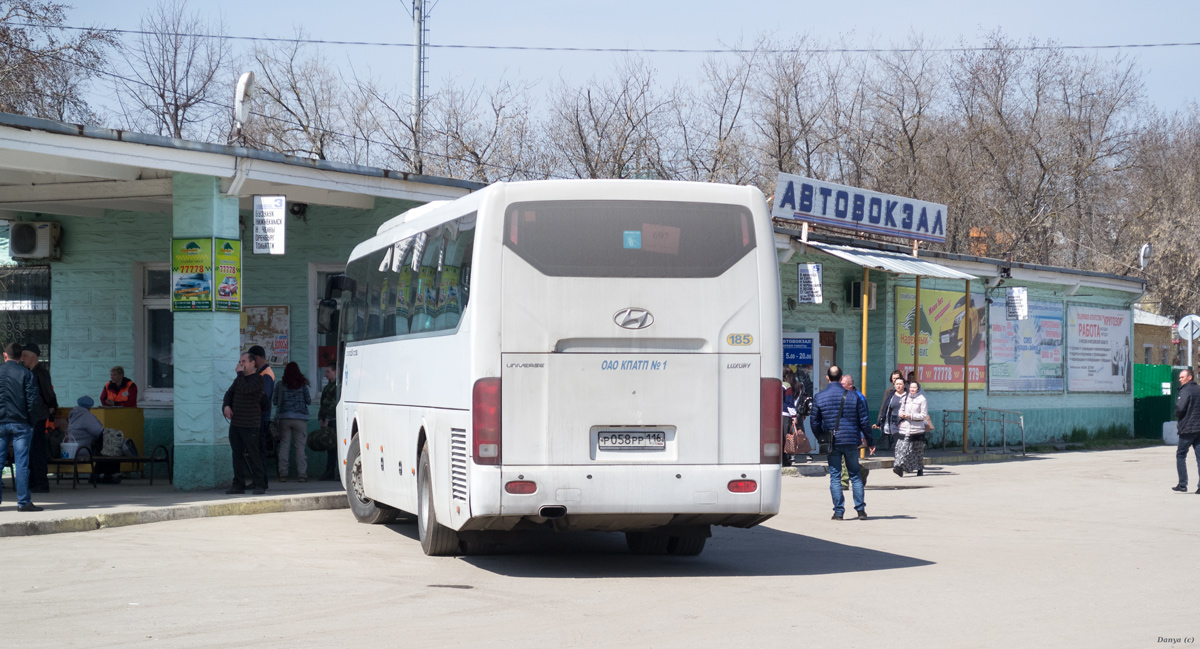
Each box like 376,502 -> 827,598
807,241 -> 976,280
800,239 -> 977,453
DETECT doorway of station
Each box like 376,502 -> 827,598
819,330 -> 838,378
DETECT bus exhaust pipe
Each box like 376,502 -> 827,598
539,505 -> 567,519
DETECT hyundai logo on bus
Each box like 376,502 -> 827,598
614,307 -> 654,330
772,173 -> 948,243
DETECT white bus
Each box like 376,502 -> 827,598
321,179 -> 782,556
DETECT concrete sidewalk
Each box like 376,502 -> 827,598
0,477 -> 348,537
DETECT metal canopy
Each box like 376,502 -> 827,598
807,241 -> 976,280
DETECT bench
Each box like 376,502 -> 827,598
45,446 -> 173,489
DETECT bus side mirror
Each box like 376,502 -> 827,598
316,298 -> 339,335
324,274 -> 356,300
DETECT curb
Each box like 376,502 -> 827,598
0,493 -> 349,538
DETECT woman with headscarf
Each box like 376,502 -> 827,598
893,380 -> 928,477
69,396 -> 121,484
272,362 -> 312,482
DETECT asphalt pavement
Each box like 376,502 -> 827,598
2,445 -> 1194,649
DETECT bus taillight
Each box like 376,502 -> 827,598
760,378 -> 782,464
473,378 -> 502,465
728,479 -> 758,493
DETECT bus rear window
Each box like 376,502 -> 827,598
503,200 -> 756,278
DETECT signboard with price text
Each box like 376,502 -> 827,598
896,285 -> 987,390
214,238 -> 242,312
171,238 -> 214,311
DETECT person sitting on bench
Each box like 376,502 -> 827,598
69,396 -> 121,484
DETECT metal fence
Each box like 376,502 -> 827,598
0,265 -> 52,370
939,407 -> 1026,455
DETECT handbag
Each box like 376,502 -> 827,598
814,392 -> 848,455
307,425 -> 336,452
100,428 -> 125,457
784,419 -> 812,455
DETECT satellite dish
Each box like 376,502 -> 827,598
234,71 -> 256,125
1139,243 -> 1152,270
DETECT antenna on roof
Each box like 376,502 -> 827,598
233,71 -> 257,145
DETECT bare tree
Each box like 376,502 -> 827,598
546,57 -> 673,179
246,33 -> 348,161
425,78 -> 548,182
672,50 -> 758,185
115,0 -> 231,140
0,0 -> 110,122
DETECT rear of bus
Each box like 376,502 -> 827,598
473,180 -> 782,548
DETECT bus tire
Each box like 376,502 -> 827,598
625,531 -> 671,555
346,436 -> 398,525
418,444 -> 459,556
667,533 -> 707,556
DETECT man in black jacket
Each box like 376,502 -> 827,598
0,342 -> 42,511
810,365 -> 874,520
1172,368 -> 1200,493
21,343 -> 56,493
223,352 -> 266,495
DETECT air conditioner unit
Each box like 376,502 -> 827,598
8,222 -> 62,261
846,281 -> 877,310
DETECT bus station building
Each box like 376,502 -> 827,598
0,111 -> 1147,491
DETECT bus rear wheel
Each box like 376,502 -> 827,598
667,533 -> 708,556
346,436 -> 398,524
418,444 -> 460,556
625,531 -> 671,555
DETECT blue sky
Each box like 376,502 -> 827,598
71,0 -> 1200,113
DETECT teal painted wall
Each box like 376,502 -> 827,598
779,252 -> 1138,446
5,188 -> 420,487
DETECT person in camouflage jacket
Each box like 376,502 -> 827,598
317,366 -> 339,481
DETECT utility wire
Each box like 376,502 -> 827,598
11,22 -> 1200,54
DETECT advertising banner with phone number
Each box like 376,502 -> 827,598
171,238 -> 214,311
896,286 -> 987,389
214,238 -> 241,312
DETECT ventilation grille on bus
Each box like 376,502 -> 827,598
450,428 -> 468,501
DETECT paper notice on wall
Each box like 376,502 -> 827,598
797,263 -> 823,304
252,196 -> 286,255
1067,305 -> 1131,393
1006,287 -> 1029,321
240,305 -> 290,366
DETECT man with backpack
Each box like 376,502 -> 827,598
810,365 -> 874,520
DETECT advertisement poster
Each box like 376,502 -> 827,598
240,306 -> 290,366
171,238 -> 213,311
1067,306 -> 1131,393
782,333 -> 817,398
213,238 -> 241,312
988,300 -> 1064,392
896,286 -> 986,389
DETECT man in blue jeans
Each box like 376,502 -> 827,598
810,365 -> 874,520
0,342 -> 43,512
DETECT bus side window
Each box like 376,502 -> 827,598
410,231 -> 442,333
343,255 -> 371,342
437,213 -> 475,330
394,242 -> 416,335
